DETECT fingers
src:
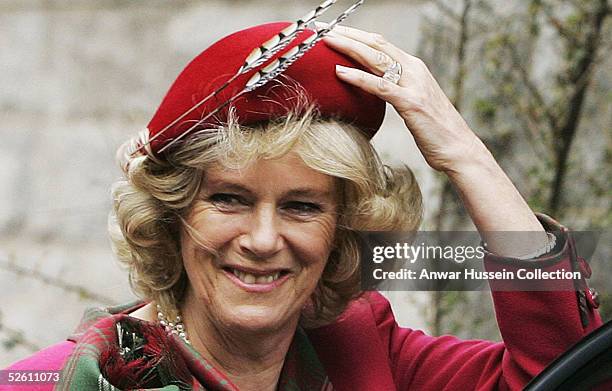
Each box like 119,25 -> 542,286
335,65 -> 403,105
318,23 -> 423,113
316,22 -> 406,61
323,32 -> 395,76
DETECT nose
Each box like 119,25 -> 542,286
238,205 -> 283,259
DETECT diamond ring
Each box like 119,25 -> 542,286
382,61 -> 402,84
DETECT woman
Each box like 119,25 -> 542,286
6,11 -> 602,391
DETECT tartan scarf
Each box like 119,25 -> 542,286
56,302 -> 333,391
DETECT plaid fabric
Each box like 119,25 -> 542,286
55,302 -> 332,391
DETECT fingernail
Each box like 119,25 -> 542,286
336,65 -> 350,74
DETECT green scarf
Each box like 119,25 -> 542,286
55,302 -> 333,391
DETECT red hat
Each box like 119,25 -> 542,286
146,22 -> 386,155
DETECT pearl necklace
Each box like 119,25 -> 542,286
157,304 -> 190,344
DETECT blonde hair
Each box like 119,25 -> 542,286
110,108 -> 422,327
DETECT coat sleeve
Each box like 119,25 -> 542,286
370,214 -> 602,391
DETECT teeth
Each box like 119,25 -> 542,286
244,274 -> 256,284
230,269 -> 283,285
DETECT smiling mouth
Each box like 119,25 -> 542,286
223,267 -> 290,285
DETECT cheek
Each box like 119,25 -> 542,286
287,216 -> 337,269
180,205 -> 244,287
182,202 -> 244,253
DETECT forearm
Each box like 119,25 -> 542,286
326,25 -> 550,257
445,143 -> 548,258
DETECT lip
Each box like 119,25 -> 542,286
221,266 -> 292,293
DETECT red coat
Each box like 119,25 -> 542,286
307,216 -> 602,390
5,216 -> 603,390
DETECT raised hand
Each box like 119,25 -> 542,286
322,23 -> 548,256
321,23 -> 491,175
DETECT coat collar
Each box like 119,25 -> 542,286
307,294 -> 398,391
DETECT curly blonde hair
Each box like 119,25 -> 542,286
109,108 -> 422,327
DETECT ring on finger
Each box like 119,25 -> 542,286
382,60 -> 402,84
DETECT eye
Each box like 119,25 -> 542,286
283,201 -> 322,215
209,193 -> 249,210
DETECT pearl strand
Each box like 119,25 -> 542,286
157,304 -> 190,344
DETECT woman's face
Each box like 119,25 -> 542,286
181,151 -> 339,334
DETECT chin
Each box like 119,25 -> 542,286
222,304 -> 298,334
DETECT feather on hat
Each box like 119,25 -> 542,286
135,1 -> 385,160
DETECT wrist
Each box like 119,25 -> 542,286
439,141 -> 546,235
444,141 -> 499,184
